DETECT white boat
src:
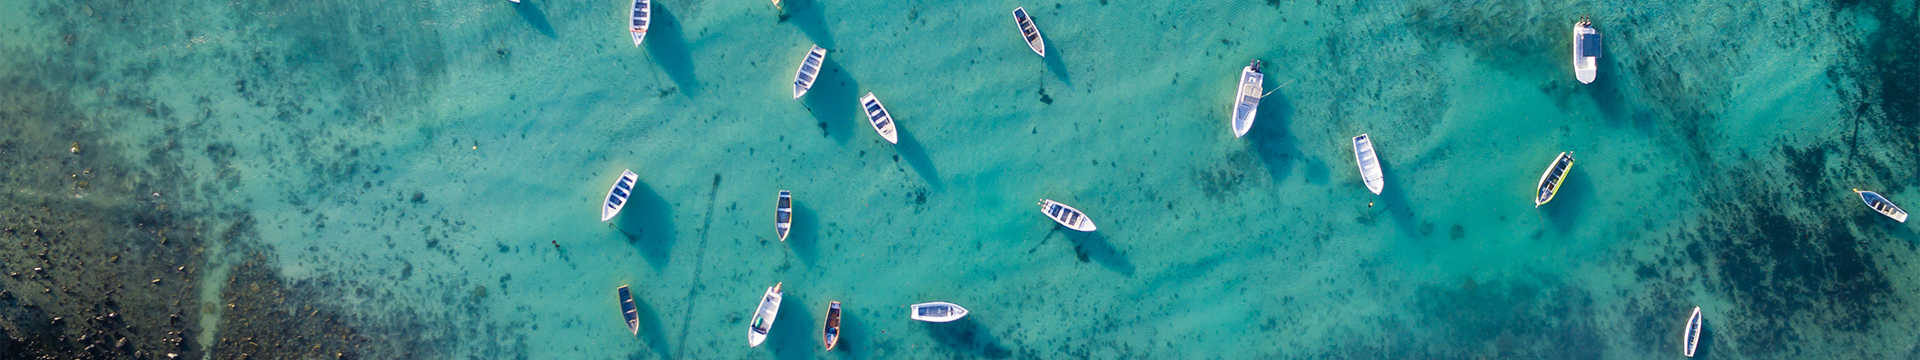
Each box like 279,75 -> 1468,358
1572,17 -> 1600,84
771,0 -> 780,8
1011,7 -> 1045,57
747,283 -> 784,347
909,301 -> 968,323
1231,60 -> 1264,138
1352,134 -> 1384,195
823,301 -> 842,350
617,285 -> 639,335
793,45 -> 826,99
775,190 -> 792,241
1683,306 -> 1702,357
1856,189 -> 1909,223
509,0 -> 519,3
1535,151 -> 1575,207
1038,199 -> 1096,232
860,93 -> 899,144
602,169 -> 639,222
629,0 -> 650,47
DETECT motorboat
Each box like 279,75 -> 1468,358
1534,151 -> 1574,207
1573,17 -> 1600,84
747,283 -> 784,347
1231,60 -> 1264,137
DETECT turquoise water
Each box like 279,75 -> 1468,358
1,0 -> 1918,358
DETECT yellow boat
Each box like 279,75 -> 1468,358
1534,151 -> 1574,207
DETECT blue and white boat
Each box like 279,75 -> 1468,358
860,93 -> 899,144
1856,189 -> 1909,223
1038,199 -> 1096,232
602,169 -> 639,222
1352,134 -> 1384,195
909,301 -> 968,323
1682,306 -> 1702,357
1572,17 -> 1600,84
793,45 -> 826,99
776,190 -> 792,241
1231,60 -> 1264,137
1011,7 -> 1045,57
1535,152 -> 1574,207
617,285 -> 639,335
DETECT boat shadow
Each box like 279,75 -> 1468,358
1247,86 -> 1301,183
512,1 -> 557,38
1042,35 -> 1070,85
630,293 -> 674,359
615,180 -> 676,270
787,201 -> 820,263
782,0 -> 836,48
1067,230 -> 1134,276
770,292 -> 820,359
1541,164 -> 1592,232
801,55 -> 859,144
895,129 -> 944,190
645,3 -> 700,96
833,308 -> 870,357
1372,154 -> 1427,239
924,317 -> 1012,359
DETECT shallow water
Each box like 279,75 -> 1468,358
1,0 -> 1917,358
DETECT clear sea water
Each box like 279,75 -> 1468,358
1,0 -> 1918,358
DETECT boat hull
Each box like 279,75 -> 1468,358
603,170 -> 639,222
1857,190 -> 1910,222
776,191 -> 792,241
618,286 -> 640,335
1534,152 -> 1574,207
1039,199 -> 1096,231
748,283 -> 784,347
1232,65 -> 1263,138
823,301 -> 842,350
793,46 -> 826,99
1012,8 -> 1045,57
1683,307 -> 1702,357
1572,21 -> 1598,84
860,93 -> 899,144
1353,134 -> 1384,195
910,302 -> 968,323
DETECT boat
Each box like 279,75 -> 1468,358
776,190 -> 792,241
629,0 -> 650,47
793,45 -> 826,99
771,0 -> 780,8
1011,7 -> 1045,57
1683,306 -> 1702,357
617,285 -> 640,335
860,93 -> 899,144
1352,134 -> 1384,195
747,283 -> 784,347
909,301 -> 968,323
1855,189 -> 1909,222
823,301 -> 842,350
602,169 -> 639,222
1572,16 -> 1600,84
509,0 -> 519,3
1231,60 -> 1264,137
1534,151 -> 1574,207
1037,199 -> 1096,232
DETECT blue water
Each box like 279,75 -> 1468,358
1,0 -> 1918,358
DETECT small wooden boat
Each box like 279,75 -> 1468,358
776,190 -> 792,241
909,301 -> 968,323
629,0 -> 651,47
1352,134 -> 1384,195
1011,7 -> 1045,57
617,285 -> 640,335
1683,306 -> 1702,357
793,45 -> 826,99
1856,189 -> 1909,223
860,93 -> 899,144
823,301 -> 842,350
1572,17 -> 1600,84
747,283 -> 784,347
1038,199 -> 1096,232
1534,151 -> 1574,207
1231,60 -> 1264,138
602,169 -> 639,222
